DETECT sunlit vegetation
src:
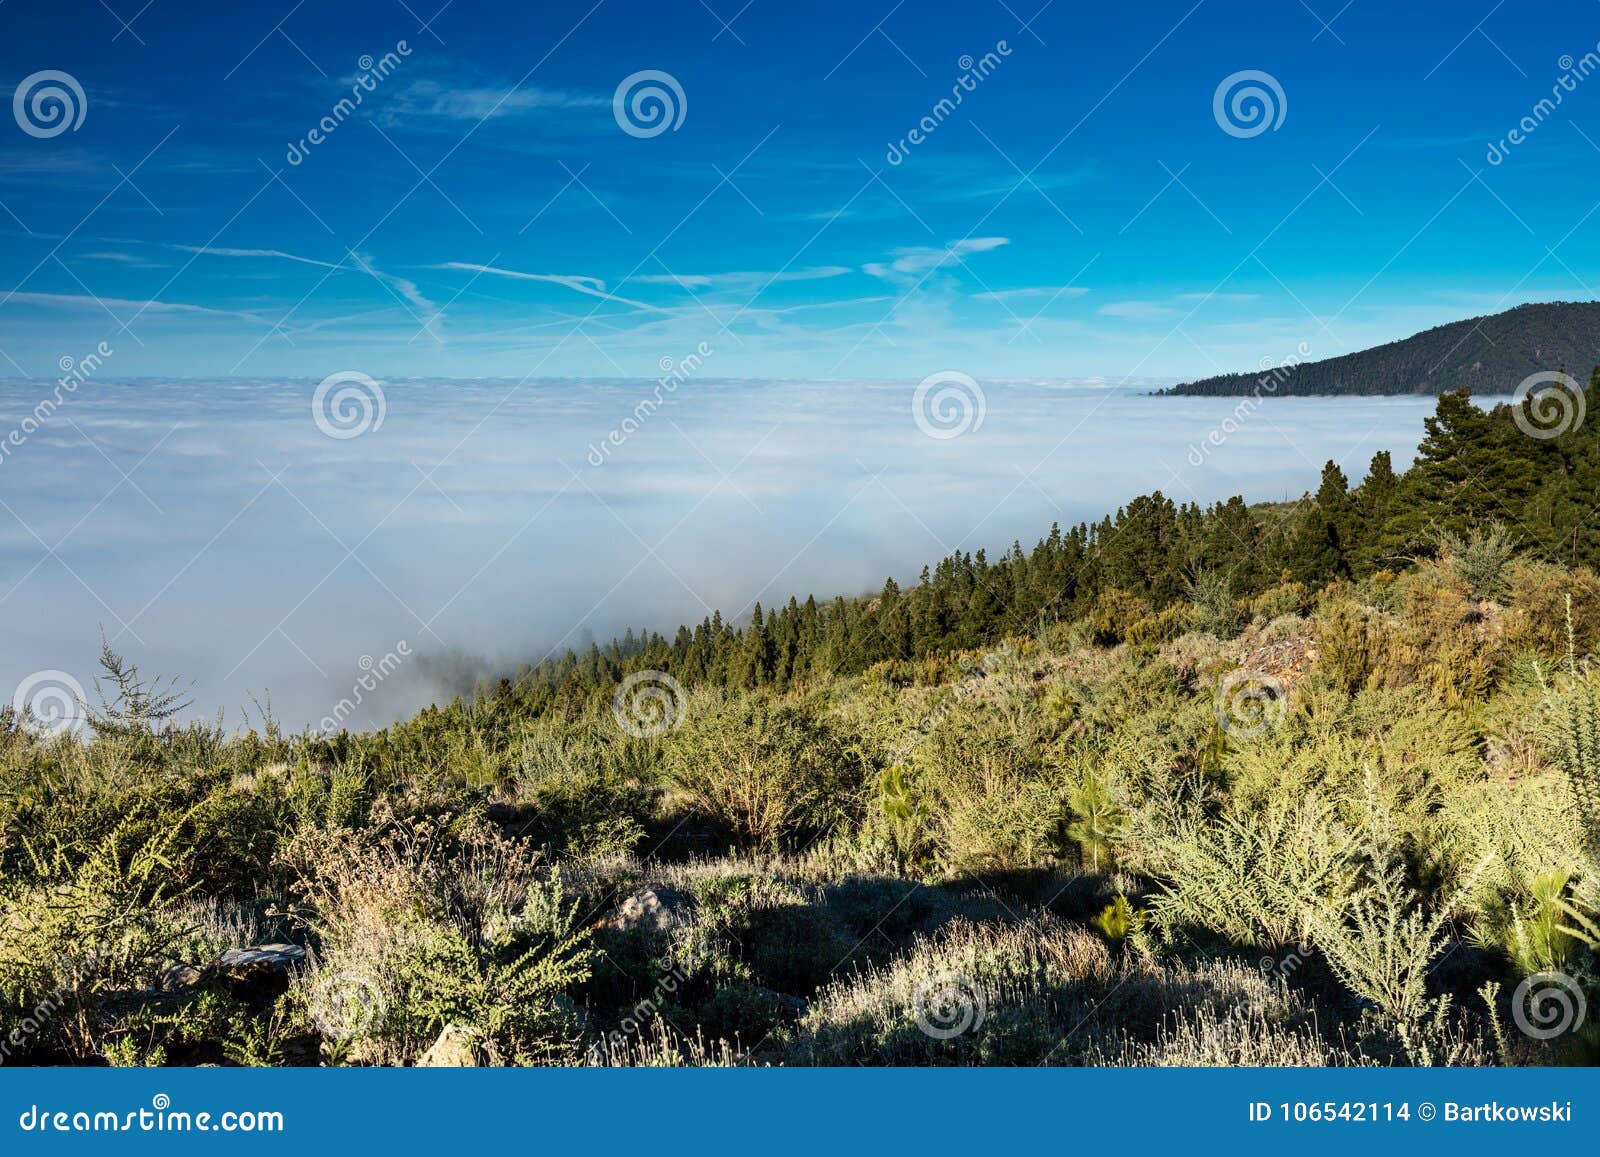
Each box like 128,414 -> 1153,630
4,383 -> 1600,1066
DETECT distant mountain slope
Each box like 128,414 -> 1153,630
1163,301 -> 1600,396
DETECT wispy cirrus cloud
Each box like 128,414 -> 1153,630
79,250 -> 165,268
631,273 -> 714,289
2,290 -> 278,326
1174,292 -> 1261,303
380,80 -> 609,125
1097,300 -> 1178,321
167,243 -> 445,341
350,252 -> 444,342
436,261 -> 670,314
629,266 -> 854,292
862,237 -> 1009,281
1100,292 -> 1262,320
173,244 -> 344,270
975,285 -> 1090,302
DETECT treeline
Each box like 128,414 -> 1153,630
1164,301 -> 1600,396
399,373 -> 1600,729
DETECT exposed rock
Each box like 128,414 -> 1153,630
417,1023 -> 482,1067
1234,621 -> 1318,690
207,944 -> 309,1006
754,987 -> 809,1019
212,944 -> 307,971
606,888 -> 690,933
159,964 -> 204,991
149,945 -> 306,996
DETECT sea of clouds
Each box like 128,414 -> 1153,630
0,376 -> 1440,731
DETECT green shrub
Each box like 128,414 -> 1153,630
1087,588 -> 1153,645
1090,895 -> 1144,943
1306,777 -> 1490,1061
1185,567 -> 1245,639
1063,766 -> 1124,873
1136,794 -> 1354,950
511,727 -> 654,858
916,710 -> 1056,874
664,693 -> 862,851
1545,676 -> 1600,855
0,819 -> 193,1062
1439,523 -> 1518,602
1315,600 -> 1375,694
287,816 -> 594,1065
1249,581 -> 1311,622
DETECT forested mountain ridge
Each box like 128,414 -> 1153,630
1163,301 -> 1600,396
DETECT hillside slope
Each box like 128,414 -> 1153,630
1164,300 -> 1600,396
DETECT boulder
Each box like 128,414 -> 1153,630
211,944 -> 307,971
208,944 -> 308,1005
158,964 -> 204,992
607,888 -> 690,933
417,1023 -> 482,1067
759,988 -> 810,1018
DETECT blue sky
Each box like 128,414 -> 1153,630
3,0 -> 1600,379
